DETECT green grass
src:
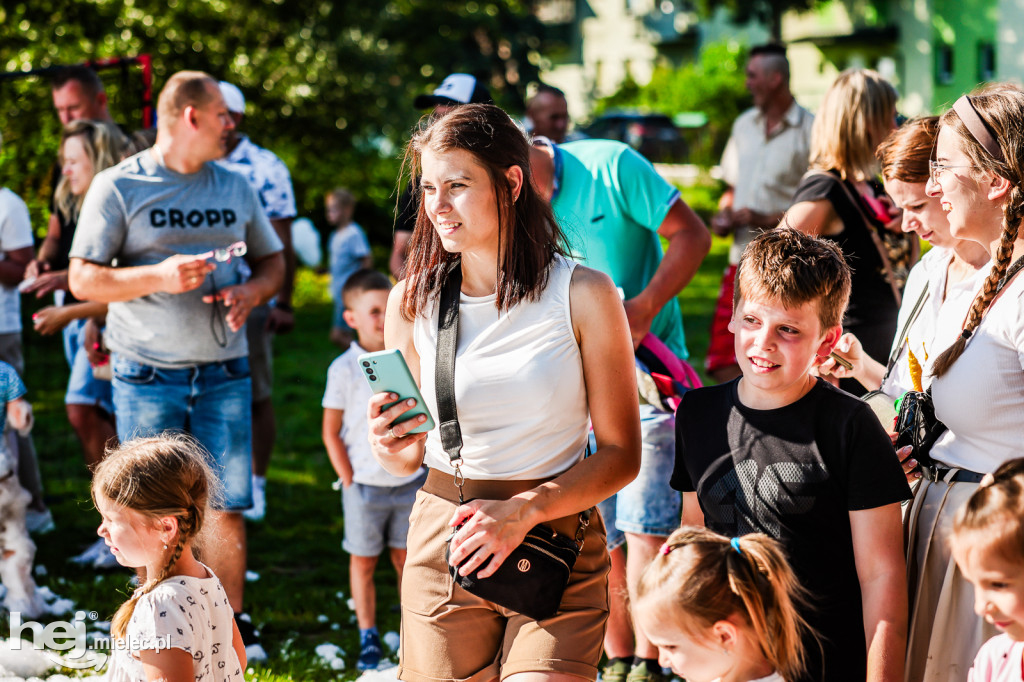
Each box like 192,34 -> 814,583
22,234 -> 729,680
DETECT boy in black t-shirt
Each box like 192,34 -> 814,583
672,228 -> 911,682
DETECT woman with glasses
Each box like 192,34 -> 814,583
786,69 -> 919,395
819,118 -> 991,402
902,86 -> 1024,681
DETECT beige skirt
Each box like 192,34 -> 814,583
904,474 -> 995,682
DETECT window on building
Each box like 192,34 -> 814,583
978,42 -> 996,82
936,44 -> 954,85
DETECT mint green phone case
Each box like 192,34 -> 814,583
357,349 -> 435,433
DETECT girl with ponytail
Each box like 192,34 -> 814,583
633,527 -> 814,682
905,85 -> 1024,682
93,434 -> 245,682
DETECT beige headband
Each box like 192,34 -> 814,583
953,95 -> 1005,163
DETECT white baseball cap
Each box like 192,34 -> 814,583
413,73 -> 493,109
219,81 -> 246,114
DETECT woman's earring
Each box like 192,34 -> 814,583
163,544 -> 168,550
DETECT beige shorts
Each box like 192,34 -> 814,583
398,470 -> 610,682
245,304 -> 273,402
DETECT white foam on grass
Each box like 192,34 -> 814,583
0,637 -> 56,678
358,663 -> 400,681
314,642 -> 345,671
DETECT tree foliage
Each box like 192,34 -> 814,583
595,41 -> 749,166
0,0 -> 546,244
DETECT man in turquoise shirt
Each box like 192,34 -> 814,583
531,138 -> 707,356
530,137 -> 710,682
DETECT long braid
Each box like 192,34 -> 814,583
932,184 -> 1024,377
111,516 -> 193,640
930,88 -> 1024,378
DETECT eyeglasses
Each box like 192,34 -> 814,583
197,241 -> 247,263
929,161 -> 976,182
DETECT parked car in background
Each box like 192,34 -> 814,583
580,111 -> 688,163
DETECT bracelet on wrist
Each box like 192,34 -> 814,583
274,301 -> 293,313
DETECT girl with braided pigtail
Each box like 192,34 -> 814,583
632,527 -> 816,682
905,86 -> 1024,682
93,434 -> 246,682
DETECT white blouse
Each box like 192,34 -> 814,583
104,565 -> 242,682
881,247 -> 990,398
930,266 -> 1024,473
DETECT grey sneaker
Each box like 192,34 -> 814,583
70,538 -> 106,565
92,543 -> 122,570
26,508 -> 55,535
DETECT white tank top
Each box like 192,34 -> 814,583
413,254 -> 589,480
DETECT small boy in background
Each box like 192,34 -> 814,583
321,269 -> 425,671
326,188 -> 372,349
671,227 -> 911,682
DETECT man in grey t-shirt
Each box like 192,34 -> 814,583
68,70 -> 283,661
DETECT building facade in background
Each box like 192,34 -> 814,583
537,0 -> 1012,124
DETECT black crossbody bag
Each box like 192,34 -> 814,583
435,266 -> 590,621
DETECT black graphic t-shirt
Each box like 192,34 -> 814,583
672,378 -> 911,682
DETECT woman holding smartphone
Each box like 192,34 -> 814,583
367,104 -> 640,682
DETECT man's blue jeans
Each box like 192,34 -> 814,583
111,354 -> 253,510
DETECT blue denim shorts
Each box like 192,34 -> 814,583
63,318 -> 114,414
595,406 -> 680,549
111,353 -> 253,511
341,472 -> 426,556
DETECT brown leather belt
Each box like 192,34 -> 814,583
421,468 -> 590,539
423,468 -> 551,503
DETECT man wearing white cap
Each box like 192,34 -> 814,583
389,74 -> 492,279
216,80 -> 297,525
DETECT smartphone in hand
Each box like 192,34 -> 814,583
357,349 -> 435,434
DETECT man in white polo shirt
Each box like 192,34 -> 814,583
707,43 -> 813,382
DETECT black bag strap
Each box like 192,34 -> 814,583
433,261 -> 591,542
435,265 -> 464,468
881,285 -> 930,384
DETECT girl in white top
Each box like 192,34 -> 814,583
94,434 -> 245,682
368,104 -> 640,682
633,527 -> 813,682
951,459 -> 1024,682
903,87 -> 1024,682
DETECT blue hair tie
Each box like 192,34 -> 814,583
730,537 -> 742,554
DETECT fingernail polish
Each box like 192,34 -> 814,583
407,398 -> 416,406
